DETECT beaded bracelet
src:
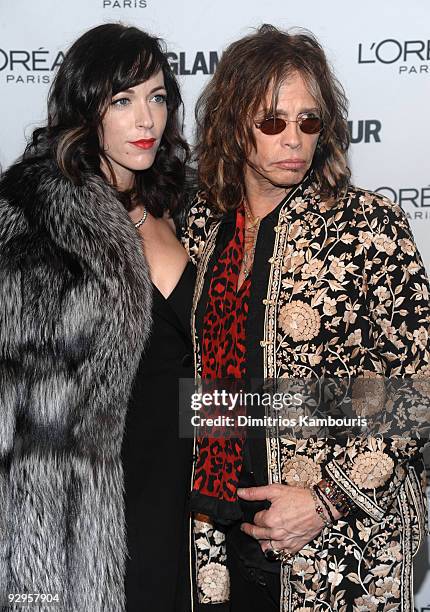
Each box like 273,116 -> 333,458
309,486 -> 332,529
329,477 -> 357,514
316,478 -> 357,516
313,484 -> 336,524
317,478 -> 351,516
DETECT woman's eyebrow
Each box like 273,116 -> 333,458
114,85 -> 166,96
148,85 -> 167,94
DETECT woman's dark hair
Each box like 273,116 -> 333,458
26,23 -> 189,215
195,24 -> 350,212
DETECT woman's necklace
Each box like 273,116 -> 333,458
242,201 -> 260,279
134,205 -> 147,229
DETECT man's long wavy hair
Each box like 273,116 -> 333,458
195,24 -> 351,213
25,23 -> 189,216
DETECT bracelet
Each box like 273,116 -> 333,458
317,478 -> 351,516
313,484 -> 336,524
309,486 -> 332,529
329,477 -> 357,514
316,478 -> 357,516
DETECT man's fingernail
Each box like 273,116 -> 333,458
237,488 -> 244,495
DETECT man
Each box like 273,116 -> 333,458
183,24 -> 429,611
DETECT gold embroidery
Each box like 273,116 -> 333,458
349,450 -> 394,489
278,300 -> 321,342
282,456 -> 322,487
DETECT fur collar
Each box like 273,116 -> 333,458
0,157 -> 148,278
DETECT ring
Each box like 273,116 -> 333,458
281,551 -> 293,564
264,545 -> 294,564
264,547 -> 281,562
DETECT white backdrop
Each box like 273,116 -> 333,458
1,0 -> 429,608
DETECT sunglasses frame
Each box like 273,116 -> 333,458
254,112 -> 324,136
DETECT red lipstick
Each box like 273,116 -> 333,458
130,138 -> 156,149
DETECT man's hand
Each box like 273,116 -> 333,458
237,483 -> 339,556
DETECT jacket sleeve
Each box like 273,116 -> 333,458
193,518 -> 230,606
325,195 -> 430,520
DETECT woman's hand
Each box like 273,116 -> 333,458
238,483 -> 340,556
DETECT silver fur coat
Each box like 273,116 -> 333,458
0,158 -> 152,611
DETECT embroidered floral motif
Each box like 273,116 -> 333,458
197,562 -> 230,603
398,238 -> 416,256
291,557 -> 316,580
412,362 -> 430,395
374,576 -> 400,599
328,256 -> 346,281
278,300 -> 321,342
373,233 -> 396,255
193,520 -> 229,604
282,247 -> 305,274
344,328 -> 362,347
408,403 -> 430,424
302,259 -> 324,278
282,456 -> 322,487
353,594 -> 380,611
373,285 -> 390,301
349,450 -> 395,489
413,325 -> 428,351
323,296 -> 337,316
351,373 -> 386,417
358,230 -> 372,249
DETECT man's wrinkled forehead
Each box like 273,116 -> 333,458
253,71 -> 318,116
253,72 -> 296,112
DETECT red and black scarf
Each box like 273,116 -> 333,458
190,206 -> 251,524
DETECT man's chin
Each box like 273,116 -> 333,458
246,162 -> 311,191
268,169 -> 308,189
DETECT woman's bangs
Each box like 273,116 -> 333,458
111,48 -> 161,95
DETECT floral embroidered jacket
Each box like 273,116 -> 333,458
182,173 -> 430,612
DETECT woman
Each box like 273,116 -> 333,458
183,25 -> 430,611
0,24 -> 193,611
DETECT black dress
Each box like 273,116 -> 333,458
122,261 -> 196,612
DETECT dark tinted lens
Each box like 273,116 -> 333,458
259,117 -> 286,135
300,117 -> 323,134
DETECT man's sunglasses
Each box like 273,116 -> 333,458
255,113 -> 323,136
